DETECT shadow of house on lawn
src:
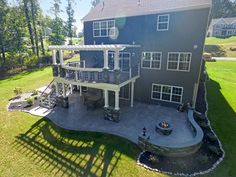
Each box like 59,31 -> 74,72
196,77 -> 236,176
13,118 -> 139,177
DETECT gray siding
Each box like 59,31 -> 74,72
82,8 -> 210,106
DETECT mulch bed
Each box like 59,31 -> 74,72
137,80 -> 224,176
8,95 -> 41,112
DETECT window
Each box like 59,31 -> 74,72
93,20 -> 115,37
142,52 -> 162,69
167,52 -> 192,71
157,14 -> 169,31
152,84 -> 183,103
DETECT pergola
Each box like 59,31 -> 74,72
48,44 -> 140,111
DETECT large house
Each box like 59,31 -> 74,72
48,0 -> 211,120
208,17 -> 236,38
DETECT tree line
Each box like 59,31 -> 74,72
211,0 -> 236,18
0,0 -> 76,71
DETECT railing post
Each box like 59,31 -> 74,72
131,81 -> 135,107
138,63 -> 141,76
75,71 -> 78,81
129,67 -> 132,79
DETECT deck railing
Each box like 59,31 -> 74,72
52,62 -> 140,84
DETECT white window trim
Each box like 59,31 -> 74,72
167,52 -> 192,72
93,20 -> 115,38
141,52 -> 162,70
151,84 -> 183,104
157,14 -> 170,31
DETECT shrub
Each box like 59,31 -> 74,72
208,145 -> 222,156
24,55 -> 38,68
230,46 -> 236,51
26,97 -> 34,106
196,155 -> 209,164
148,154 -> 159,164
204,44 -> 226,57
203,53 -> 213,61
31,90 -> 38,96
206,133 -> 217,142
199,121 -> 208,128
14,87 -> 23,96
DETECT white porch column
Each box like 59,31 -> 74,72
131,81 -> 135,107
104,50 -> 109,69
62,83 -> 66,97
114,50 -> 120,70
104,90 -> 109,108
115,90 -> 120,110
59,50 -> 63,64
52,50 -> 57,65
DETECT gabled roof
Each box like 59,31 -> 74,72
208,17 -> 236,30
82,0 -> 212,22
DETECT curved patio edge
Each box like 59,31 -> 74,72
138,109 -> 204,157
45,116 -> 141,146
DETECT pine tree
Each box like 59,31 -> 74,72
66,0 -> 75,45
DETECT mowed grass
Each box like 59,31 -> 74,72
205,37 -> 236,57
205,36 -> 236,45
0,67 -> 164,176
204,61 -> 236,177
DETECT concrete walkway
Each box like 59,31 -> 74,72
44,93 -> 194,147
212,57 -> 236,61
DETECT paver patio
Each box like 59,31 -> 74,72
46,93 -> 194,146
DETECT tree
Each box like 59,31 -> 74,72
38,15 -> 45,56
0,0 -> 8,65
23,0 -> 35,54
66,0 -> 75,45
49,0 -> 65,45
91,0 -> 100,8
211,0 -> 236,18
29,0 -> 39,57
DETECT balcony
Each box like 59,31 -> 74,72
52,61 -> 140,85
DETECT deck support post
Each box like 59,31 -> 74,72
80,86 -> 82,96
70,84 -> 73,94
104,90 -> 109,108
131,81 -> 135,107
55,82 -> 59,96
62,83 -> 66,97
115,90 -> 120,111
59,50 -> 63,64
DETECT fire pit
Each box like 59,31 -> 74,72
155,121 -> 173,135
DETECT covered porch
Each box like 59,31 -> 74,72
47,44 -> 141,121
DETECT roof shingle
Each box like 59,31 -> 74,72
82,0 -> 212,22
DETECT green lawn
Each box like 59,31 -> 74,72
1,61 -> 236,177
205,37 -> 236,57
204,61 -> 236,177
0,67 -> 162,177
